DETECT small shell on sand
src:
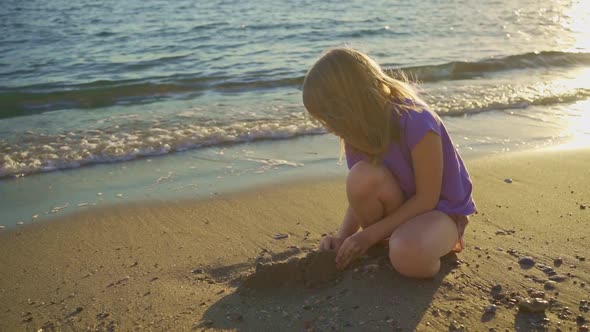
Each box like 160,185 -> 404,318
273,233 -> 289,240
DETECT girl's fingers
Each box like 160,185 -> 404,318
336,246 -> 352,270
335,244 -> 348,264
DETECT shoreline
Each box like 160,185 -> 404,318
1,148 -> 589,331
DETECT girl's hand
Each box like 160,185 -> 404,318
335,232 -> 371,270
319,236 -> 344,252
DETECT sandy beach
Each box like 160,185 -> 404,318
1,148 -> 589,331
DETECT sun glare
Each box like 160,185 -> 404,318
561,1 -> 590,52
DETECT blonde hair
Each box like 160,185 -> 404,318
302,47 -> 426,163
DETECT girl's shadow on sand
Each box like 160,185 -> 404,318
197,246 -> 460,331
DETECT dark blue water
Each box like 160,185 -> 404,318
1,0 -> 590,177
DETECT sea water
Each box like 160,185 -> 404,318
1,0 -> 590,227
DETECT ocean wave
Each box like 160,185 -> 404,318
0,116 -> 324,178
2,85 -> 590,178
2,51 -> 590,118
391,51 -> 590,82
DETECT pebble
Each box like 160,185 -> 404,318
0,225 -> 4,229
579,325 -> 589,332
273,233 -> 289,240
518,298 -> 549,313
484,304 -> 497,315
548,275 -> 568,282
544,281 -> 558,290
528,290 -> 545,298
554,257 -> 563,266
449,320 -> 465,332
507,249 -> 518,256
577,315 -> 587,325
519,256 -> 536,267
17,221 -> 24,225
581,204 -> 587,210
116,194 -> 123,198
504,178 -> 513,183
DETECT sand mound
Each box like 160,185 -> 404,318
240,251 -> 340,290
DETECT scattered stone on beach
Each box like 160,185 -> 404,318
579,325 -> 589,332
77,203 -> 89,207
97,192 -> 103,196
273,233 -> 289,240
507,248 -> 519,256
579,256 -> 586,262
32,214 -> 39,220
581,204 -> 587,210
449,320 -> 465,331
548,275 -> 568,282
577,315 -> 587,325
0,225 -> 5,229
484,304 -> 497,315
544,281 -> 558,290
519,256 -> 536,267
504,178 -> 513,184
518,298 -> 549,313
96,312 -> 110,320
116,194 -> 123,198
528,290 -> 545,298
17,221 -> 24,225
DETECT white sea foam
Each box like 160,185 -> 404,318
0,116 -> 323,177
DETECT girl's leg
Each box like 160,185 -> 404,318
346,161 -> 404,229
388,211 -> 458,278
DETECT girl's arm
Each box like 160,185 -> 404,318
336,131 -> 443,268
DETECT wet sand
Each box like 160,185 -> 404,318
0,148 -> 589,331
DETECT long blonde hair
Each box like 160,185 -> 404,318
302,47 -> 426,163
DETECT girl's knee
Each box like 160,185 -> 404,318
346,161 -> 386,199
389,237 -> 440,278
346,161 -> 402,204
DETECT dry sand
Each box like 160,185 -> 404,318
0,148 -> 589,331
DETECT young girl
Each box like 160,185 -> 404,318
302,48 -> 476,278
